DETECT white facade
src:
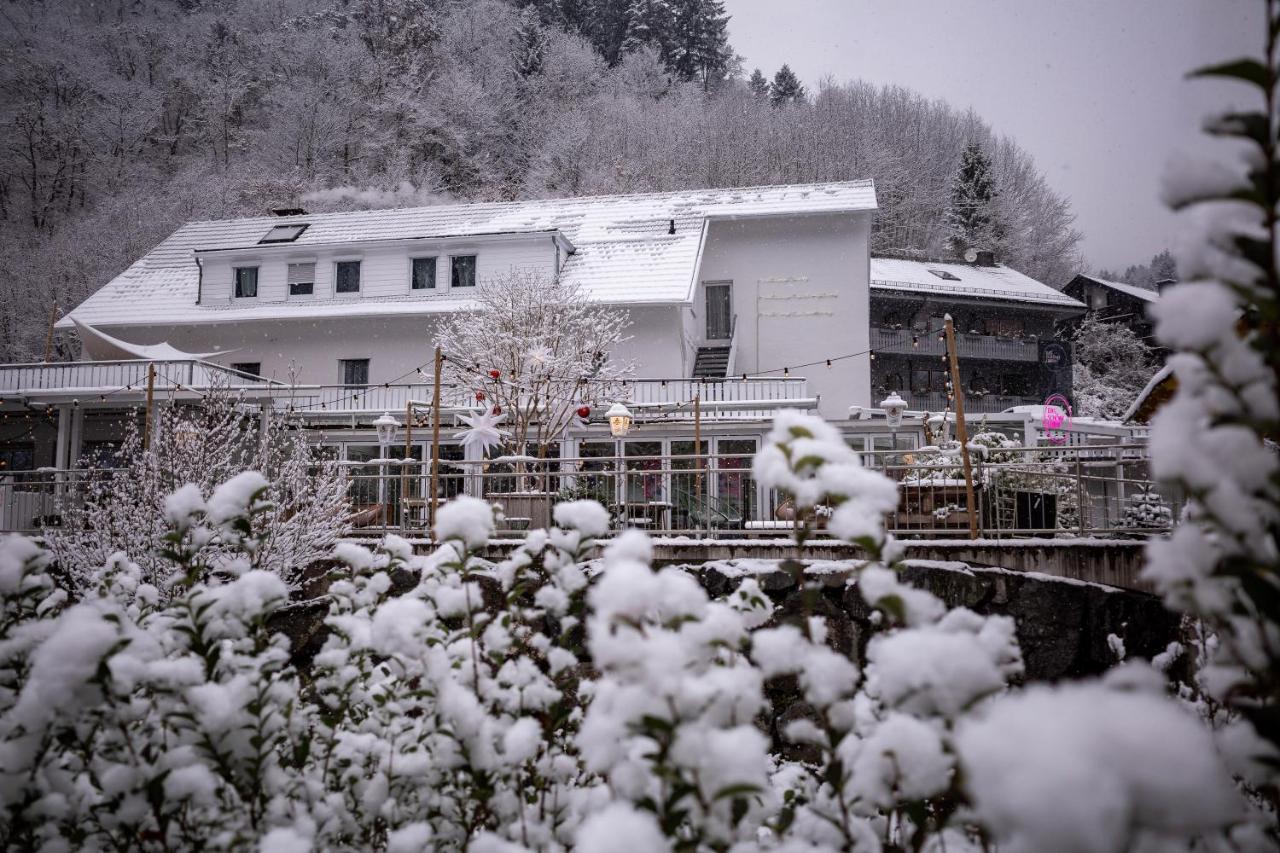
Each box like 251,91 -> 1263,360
60,182 -> 880,416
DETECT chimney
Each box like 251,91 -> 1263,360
667,218 -> 676,235
271,206 -> 307,217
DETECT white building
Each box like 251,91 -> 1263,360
59,181 -> 878,419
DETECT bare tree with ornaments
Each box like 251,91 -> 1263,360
435,269 -> 633,462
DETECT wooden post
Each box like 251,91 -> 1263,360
944,315 -> 980,539
403,400 -> 413,529
693,393 -> 703,532
429,347 -> 443,537
43,300 -> 57,363
143,363 -> 156,452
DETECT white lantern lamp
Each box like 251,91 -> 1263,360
607,402 -> 633,437
880,392 -> 907,432
373,412 -> 399,449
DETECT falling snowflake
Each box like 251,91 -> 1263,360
455,405 -> 509,456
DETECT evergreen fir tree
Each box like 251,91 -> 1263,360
513,8 -> 548,78
747,67 -> 768,98
667,0 -> 731,86
769,63 -> 805,105
946,141 -> 999,256
620,0 -> 670,56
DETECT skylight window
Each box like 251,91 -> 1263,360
259,223 -> 308,244
927,268 -> 961,281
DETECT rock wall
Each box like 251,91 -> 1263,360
692,558 -> 1180,682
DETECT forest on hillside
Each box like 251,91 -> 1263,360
0,0 -> 1082,362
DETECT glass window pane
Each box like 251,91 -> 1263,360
451,255 -> 476,288
336,261 -> 361,293
341,358 -> 369,386
716,438 -> 756,523
288,262 -> 315,296
234,267 -> 258,298
412,257 -> 436,290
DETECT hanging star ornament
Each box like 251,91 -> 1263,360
455,404 -> 509,456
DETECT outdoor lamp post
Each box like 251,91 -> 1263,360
606,402 -> 632,509
880,392 -> 907,469
373,412 -> 399,526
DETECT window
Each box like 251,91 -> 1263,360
287,262 -> 315,296
451,255 -> 476,288
341,358 -> 369,387
335,260 -> 361,294
230,362 -> 261,379
927,268 -> 962,281
412,257 -> 436,290
259,223 -> 308,244
234,266 -> 258,298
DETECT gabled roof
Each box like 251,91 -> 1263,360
869,257 -> 1085,309
61,181 -> 878,329
1070,273 -> 1160,304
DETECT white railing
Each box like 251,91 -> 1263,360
280,377 -> 813,417
0,360 -> 281,397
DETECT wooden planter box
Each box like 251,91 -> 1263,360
489,491 -> 553,530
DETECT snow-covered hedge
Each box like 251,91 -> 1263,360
0,411 -> 1269,851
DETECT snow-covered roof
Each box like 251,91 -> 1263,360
61,181 -> 877,329
870,257 -> 1084,309
1073,274 -> 1160,304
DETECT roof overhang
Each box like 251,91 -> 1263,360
190,228 -> 573,258
72,319 -> 234,361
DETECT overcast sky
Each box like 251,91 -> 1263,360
722,0 -> 1261,273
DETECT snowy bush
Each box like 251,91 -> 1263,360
0,405 -> 1270,850
1137,0 -> 1280,809
47,384 -> 349,597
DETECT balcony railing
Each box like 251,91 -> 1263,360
0,361 -> 812,421
0,359 -> 280,398
870,327 -> 1047,362
1,444 -> 1175,542
900,391 -> 1039,415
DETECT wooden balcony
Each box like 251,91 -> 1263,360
870,327 -> 1046,363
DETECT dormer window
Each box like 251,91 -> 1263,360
927,269 -> 961,281
259,223 -> 308,244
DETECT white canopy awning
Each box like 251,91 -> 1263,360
73,319 -> 233,362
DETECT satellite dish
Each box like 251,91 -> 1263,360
963,248 -> 979,263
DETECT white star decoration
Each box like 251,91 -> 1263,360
455,405 -> 509,456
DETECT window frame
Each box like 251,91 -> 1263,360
450,254 -> 477,289
233,265 -> 259,299
259,223 -> 309,244
411,256 -> 438,291
335,259 -> 362,295
340,358 -> 370,387
287,261 -> 316,298
230,362 -> 262,379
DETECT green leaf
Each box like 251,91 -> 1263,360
1189,58 -> 1270,89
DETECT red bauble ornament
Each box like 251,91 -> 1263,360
576,405 -> 591,419
491,404 -> 502,415
475,391 -> 486,402
489,369 -> 501,379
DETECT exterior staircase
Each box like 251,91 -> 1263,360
693,345 -> 731,379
